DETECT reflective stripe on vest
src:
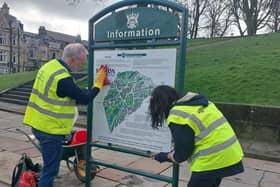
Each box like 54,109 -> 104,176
27,102 -> 75,119
44,69 -> 66,95
169,109 -> 228,142
31,89 -> 75,106
169,109 -> 205,131
190,135 -> 237,162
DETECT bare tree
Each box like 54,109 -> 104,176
230,0 -> 245,36
203,0 -> 234,37
189,0 -> 208,38
267,0 -> 280,32
231,0 -> 274,36
174,0 -> 208,38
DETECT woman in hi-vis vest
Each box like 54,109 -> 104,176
149,85 -> 244,187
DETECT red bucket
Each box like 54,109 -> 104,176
70,130 -> 87,145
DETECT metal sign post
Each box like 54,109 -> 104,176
86,1 -> 188,186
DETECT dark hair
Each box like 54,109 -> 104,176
149,85 -> 181,129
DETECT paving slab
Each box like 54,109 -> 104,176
54,172 -> 84,187
160,161 -> 190,182
97,168 -> 131,182
0,135 -> 34,152
243,157 -> 280,173
220,179 -> 255,187
260,171 -> 280,187
0,151 -> 21,184
0,119 -> 21,129
7,125 -> 33,133
225,167 -> 264,186
119,174 -> 168,187
0,110 -> 18,118
164,180 -> 188,187
127,157 -> 172,173
93,149 -> 142,166
88,176 -> 120,187
97,168 -> 168,187
12,147 -> 41,158
0,182 -> 8,187
0,130 -> 29,141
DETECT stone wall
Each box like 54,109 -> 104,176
216,102 -> 280,143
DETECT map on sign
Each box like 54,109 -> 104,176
92,49 -> 176,152
103,71 -> 155,132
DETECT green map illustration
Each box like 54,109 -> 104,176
103,71 -> 155,132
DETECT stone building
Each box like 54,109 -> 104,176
0,2 -> 25,73
23,26 -> 84,71
0,2 -> 87,73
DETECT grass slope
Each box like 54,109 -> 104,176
0,71 -> 37,91
185,33 -> 280,106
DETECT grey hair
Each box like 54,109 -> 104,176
62,43 -> 88,59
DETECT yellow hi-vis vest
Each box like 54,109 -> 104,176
167,102 -> 244,172
23,59 -> 76,135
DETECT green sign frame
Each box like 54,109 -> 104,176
86,1 -> 188,187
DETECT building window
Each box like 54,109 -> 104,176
12,37 -> 16,45
41,50 -> 47,60
0,68 -> 8,74
29,49 -> 34,58
0,33 -> 6,44
13,56 -> 16,63
0,50 -> 8,63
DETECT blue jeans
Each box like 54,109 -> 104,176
32,128 -> 64,187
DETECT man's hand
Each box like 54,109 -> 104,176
94,65 -> 107,89
152,152 -> 170,163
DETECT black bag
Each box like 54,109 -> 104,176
11,153 -> 41,187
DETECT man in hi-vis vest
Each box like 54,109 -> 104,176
149,85 -> 244,187
23,43 -> 107,187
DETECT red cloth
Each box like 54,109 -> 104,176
100,64 -> 111,85
19,171 -> 36,187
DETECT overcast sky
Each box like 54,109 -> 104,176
2,0 -> 119,40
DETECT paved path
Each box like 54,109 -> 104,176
0,106 -> 280,186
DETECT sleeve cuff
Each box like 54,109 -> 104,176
169,152 -> 179,164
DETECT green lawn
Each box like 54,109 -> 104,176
0,71 -> 37,91
185,33 -> 280,106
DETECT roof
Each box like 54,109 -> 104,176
24,31 -> 38,38
45,30 -> 79,43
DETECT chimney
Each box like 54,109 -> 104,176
1,2 -> 9,16
75,34 -> 81,42
39,26 -> 47,36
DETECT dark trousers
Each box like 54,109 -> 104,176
32,128 -> 64,187
188,177 -> 222,187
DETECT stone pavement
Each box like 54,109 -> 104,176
0,104 -> 280,186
